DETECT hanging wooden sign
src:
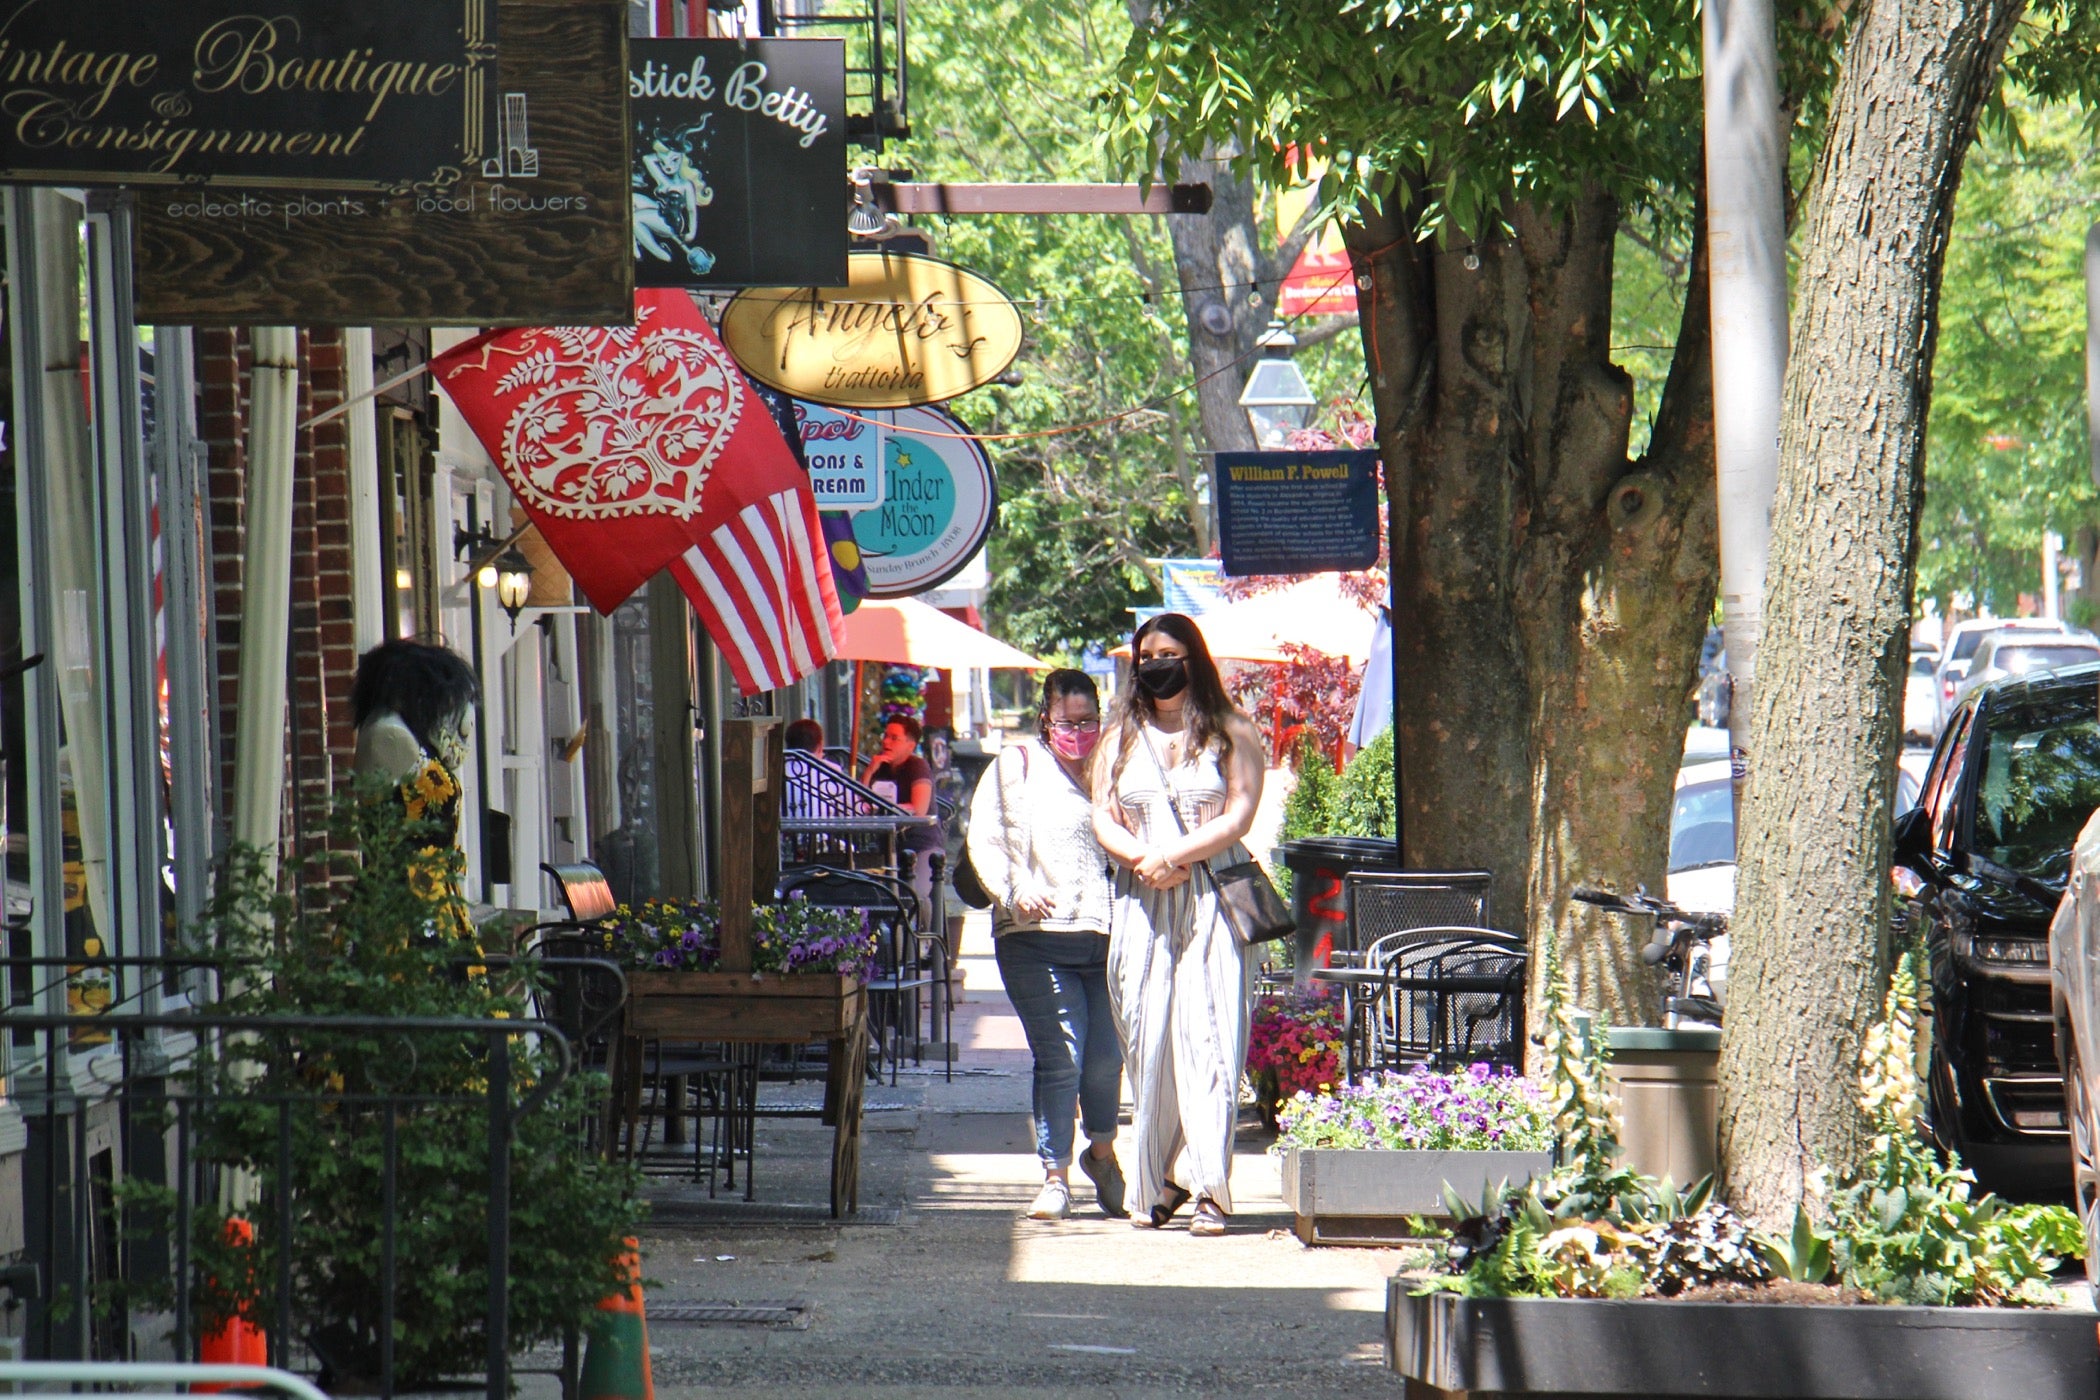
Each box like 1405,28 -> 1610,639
629,38 -> 847,289
133,0 -> 629,326
718,251 -> 1025,409
0,0 -> 494,189
850,405 -> 997,598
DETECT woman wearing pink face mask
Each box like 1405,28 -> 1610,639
966,669 -> 1125,1220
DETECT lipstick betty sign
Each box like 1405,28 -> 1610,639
0,0 -> 493,188
628,38 -> 845,289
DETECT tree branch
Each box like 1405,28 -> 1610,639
1293,313 -> 1360,351
1638,202 -> 1714,487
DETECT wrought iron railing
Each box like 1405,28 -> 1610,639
0,950 -> 627,1400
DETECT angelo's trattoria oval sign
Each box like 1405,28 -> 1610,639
718,250 -> 1025,409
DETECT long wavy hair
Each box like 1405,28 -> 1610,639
1105,612 -> 1238,784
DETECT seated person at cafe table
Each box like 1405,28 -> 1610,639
864,715 -> 942,924
784,717 -> 855,821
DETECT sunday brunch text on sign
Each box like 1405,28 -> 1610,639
0,0 -> 492,189
1211,448 -> 1382,577
718,251 -> 1025,410
628,38 -> 846,290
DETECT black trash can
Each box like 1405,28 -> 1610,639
1276,836 -> 1403,980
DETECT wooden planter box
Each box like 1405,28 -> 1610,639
1386,1287 -> 2100,1400
625,970 -> 863,1042
622,969 -> 868,1217
1280,1146 -> 1552,1245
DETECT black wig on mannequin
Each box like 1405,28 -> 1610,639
350,640 -> 479,756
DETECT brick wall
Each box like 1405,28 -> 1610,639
200,329 -> 362,867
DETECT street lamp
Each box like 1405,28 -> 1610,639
1237,319 -> 1317,448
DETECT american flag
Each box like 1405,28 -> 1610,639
431,290 -> 843,694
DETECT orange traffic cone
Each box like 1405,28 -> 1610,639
578,1239 -> 653,1400
197,1218 -> 268,1392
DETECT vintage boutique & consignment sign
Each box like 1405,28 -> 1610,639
0,0 -> 493,189
134,0 -> 627,326
718,250 -> 1025,409
628,38 -> 846,289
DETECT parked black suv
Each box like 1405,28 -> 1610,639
1894,662 -> 2100,1196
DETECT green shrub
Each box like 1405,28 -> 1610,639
1331,724 -> 1396,839
120,782 -> 644,1390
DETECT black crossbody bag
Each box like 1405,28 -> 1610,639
1138,730 -> 1294,946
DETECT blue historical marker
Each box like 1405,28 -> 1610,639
1211,449 -> 1381,576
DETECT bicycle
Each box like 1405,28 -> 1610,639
1570,884 -> 1728,1030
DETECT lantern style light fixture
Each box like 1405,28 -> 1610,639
492,545 -> 535,628
1237,318 -> 1316,448
454,521 -> 538,630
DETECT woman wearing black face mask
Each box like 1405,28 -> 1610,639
1092,612 -> 1265,1237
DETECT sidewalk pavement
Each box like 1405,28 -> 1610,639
623,912 -> 1409,1398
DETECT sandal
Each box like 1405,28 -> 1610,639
1189,1198 -> 1227,1237
1137,1181 -> 1192,1229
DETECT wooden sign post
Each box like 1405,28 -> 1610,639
715,717 -> 783,974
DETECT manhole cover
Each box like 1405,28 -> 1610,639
651,1299 -> 812,1328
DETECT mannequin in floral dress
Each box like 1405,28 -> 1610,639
350,640 -> 479,934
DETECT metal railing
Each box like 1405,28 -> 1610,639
1,959 -> 591,1400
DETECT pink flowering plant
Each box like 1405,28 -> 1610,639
1246,986 -> 1346,1124
1276,1065 -> 1552,1153
603,894 -> 877,979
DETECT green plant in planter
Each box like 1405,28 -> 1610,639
119,783 -> 644,1390
1423,943 -> 1770,1298
1423,946 -> 2084,1303
1818,952 -> 2079,1305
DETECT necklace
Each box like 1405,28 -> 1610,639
1146,718 -> 1188,766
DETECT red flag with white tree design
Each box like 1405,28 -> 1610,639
432,290 -> 844,694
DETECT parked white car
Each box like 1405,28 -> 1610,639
1935,618 -> 2073,734
1952,630 -> 2100,711
1904,652 -> 1939,741
1666,757 -> 1922,917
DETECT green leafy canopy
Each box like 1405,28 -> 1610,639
1106,0 -> 1719,238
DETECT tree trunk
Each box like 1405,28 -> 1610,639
1167,150 -> 1264,474
1719,0 -> 2024,1225
1349,187 -> 1718,1024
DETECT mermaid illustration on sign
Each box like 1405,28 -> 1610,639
633,123 -> 718,277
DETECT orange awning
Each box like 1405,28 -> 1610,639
837,597 -> 1051,670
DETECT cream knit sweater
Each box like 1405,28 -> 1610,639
965,737 -> 1112,936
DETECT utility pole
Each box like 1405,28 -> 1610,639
1703,0 -> 1788,822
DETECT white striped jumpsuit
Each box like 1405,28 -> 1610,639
1105,729 -> 1254,1215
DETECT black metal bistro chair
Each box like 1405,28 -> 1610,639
777,864 -> 949,1085
1341,869 -> 1495,958
533,862 -> 748,1186
1362,926 -> 1527,1073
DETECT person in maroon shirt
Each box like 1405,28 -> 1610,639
864,715 -> 940,923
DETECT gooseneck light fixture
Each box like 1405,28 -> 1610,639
453,522 -> 537,631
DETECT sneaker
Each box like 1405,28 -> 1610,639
1026,1178 -> 1071,1220
1077,1148 -> 1128,1218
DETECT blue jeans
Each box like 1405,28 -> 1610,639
995,931 -> 1122,1169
